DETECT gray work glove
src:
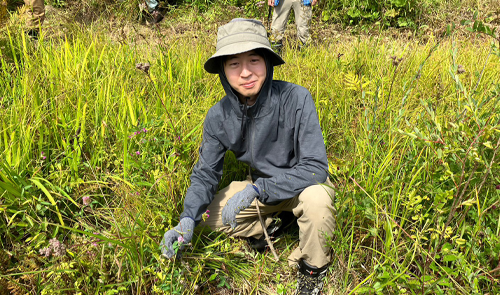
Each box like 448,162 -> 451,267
221,184 -> 260,229
160,217 -> 195,259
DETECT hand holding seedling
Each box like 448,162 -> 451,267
221,184 -> 260,229
160,218 -> 195,259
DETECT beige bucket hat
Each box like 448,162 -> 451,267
204,18 -> 285,74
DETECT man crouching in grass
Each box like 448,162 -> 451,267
160,18 -> 335,294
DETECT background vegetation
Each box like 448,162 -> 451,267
1,0 -> 500,294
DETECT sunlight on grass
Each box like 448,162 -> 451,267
1,5 -> 500,294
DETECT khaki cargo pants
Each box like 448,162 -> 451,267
25,0 -> 45,28
271,0 -> 312,44
200,177 -> 335,268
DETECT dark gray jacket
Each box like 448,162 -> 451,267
180,59 -> 328,222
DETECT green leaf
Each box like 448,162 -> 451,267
322,11 -> 330,22
390,0 -> 407,7
397,17 -> 408,27
385,8 -> 398,18
437,277 -> 452,287
378,271 -> 390,279
443,254 -> 458,262
483,141 -> 493,149
209,273 -> 218,281
30,178 -> 64,226
0,180 -> 22,198
442,242 -> 453,251
347,7 -> 360,19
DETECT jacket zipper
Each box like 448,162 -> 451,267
250,114 -> 255,171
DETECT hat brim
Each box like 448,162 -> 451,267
204,41 -> 285,74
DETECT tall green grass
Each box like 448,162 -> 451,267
1,17 -> 499,295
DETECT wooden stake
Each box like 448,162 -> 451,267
249,168 -> 279,261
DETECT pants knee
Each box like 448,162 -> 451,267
296,184 -> 335,221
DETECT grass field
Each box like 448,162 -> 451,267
1,1 -> 500,294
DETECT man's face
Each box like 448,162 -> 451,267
224,50 -> 267,106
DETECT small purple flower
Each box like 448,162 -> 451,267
135,192 -> 140,196
496,184 -> 500,190
43,238 -> 66,257
92,232 -> 102,244
142,128 -> 147,133
83,196 -> 91,206
39,247 -> 51,257
135,151 -> 140,155
177,236 -> 185,243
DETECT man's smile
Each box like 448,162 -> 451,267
242,81 -> 257,88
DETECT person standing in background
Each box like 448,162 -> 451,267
25,0 -> 45,40
268,0 -> 318,52
143,0 -> 164,24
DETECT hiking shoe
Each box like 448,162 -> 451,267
247,211 -> 297,252
247,217 -> 282,252
271,41 -> 283,55
295,260 -> 328,295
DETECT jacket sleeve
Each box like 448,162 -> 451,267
255,93 -> 329,204
180,113 -> 226,223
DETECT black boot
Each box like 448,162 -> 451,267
271,41 -> 283,55
295,260 -> 328,295
247,211 -> 296,252
247,217 -> 282,252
